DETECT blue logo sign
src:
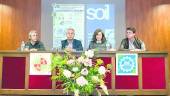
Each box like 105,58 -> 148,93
116,53 -> 138,75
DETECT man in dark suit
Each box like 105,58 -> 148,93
61,28 -> 83,51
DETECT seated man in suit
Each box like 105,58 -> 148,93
61,28 -> 83,51
119,27 -> 146,51
25,30 -> 46,51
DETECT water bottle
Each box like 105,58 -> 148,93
20,41 -> 25,51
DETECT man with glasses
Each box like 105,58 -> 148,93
119,27 -> 146,51
61,28 -> 83,51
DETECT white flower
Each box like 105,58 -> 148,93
77,56 -> 84,63
81,68 -> 88,75
67,59 -> 75,64
91,76 -> 99,83
84,58 -> 92,67
98,66 -> 106,75
76,76 -> 88,86
74,89 -> 79,96
85,50 -> 94,58
63,69 -> 72,78
72,67 -> 79,72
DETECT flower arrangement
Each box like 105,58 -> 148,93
51,50 -> 110,96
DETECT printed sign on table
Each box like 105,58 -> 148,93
116,53 -> 138,75
30,53 -> 52,75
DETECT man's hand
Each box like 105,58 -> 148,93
30,48 -> 38,51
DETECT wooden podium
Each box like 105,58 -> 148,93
0,51 -> 169,95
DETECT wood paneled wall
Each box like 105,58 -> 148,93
126,0 -> 170,51
126,0 -> 170,80
0,0 -> 41,50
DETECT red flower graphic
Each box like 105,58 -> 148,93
34,57 -> 47,71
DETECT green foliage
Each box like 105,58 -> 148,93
51,50 -> 110,95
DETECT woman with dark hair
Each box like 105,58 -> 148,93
88,28 -> 107,50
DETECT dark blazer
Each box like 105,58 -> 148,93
61,39 -> 83,51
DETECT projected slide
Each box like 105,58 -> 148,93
52,4 -> 115,49
52,4 -> 85,48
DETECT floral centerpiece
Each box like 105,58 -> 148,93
51,50 -> 110,96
